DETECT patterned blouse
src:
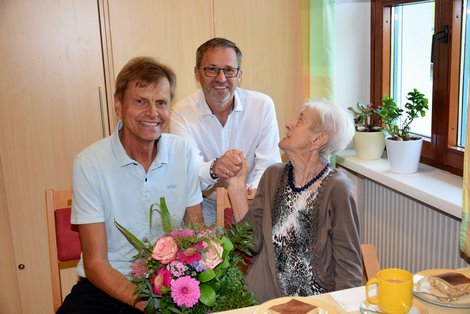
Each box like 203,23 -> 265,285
272,167 -> 331,296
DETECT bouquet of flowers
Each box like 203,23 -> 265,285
115,197 -> 257,313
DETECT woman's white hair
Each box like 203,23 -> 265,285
302,99 -> 355,163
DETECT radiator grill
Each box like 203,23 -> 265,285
362,179 -> 469,273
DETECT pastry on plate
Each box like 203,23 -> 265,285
266,298 -> 319,314
428,272 -> 470,298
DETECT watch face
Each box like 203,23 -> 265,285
210,159 -> 219,179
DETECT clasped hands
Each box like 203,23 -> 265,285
213,149 -> 254,194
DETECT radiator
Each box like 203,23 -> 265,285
361,179 -> 469,273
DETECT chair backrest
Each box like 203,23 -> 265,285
215,187 -> 256,227
360,243 -> 381,282
45,189 -> 81,312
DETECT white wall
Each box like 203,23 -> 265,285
335,1 -> 371,108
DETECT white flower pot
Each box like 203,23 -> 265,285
385,138 -> 423,174
353,131 -> 386,160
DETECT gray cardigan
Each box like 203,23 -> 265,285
243,163 -> 363,302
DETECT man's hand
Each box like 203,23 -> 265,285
214,149 -> 245,180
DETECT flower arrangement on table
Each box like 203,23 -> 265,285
115,197 -> 257,313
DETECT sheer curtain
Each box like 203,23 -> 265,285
460,0 -> 470,257
308,0 -> 335,100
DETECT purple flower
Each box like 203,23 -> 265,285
190,261 -> 207,272
171,276 -> 200,308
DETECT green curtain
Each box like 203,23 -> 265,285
460,104 -> 470,256
309,0 -> 335,100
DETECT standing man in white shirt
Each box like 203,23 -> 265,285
169,37 -> 282,225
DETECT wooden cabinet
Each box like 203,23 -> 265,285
0,0 -> 109,312
0,1 -> 303,312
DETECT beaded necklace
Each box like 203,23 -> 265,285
287,162 -> 330,193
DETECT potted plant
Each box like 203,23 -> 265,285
348,102 -> 385,160
378,88 -> 429,173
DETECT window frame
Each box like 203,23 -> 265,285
371,0 -> 464,176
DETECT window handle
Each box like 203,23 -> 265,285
431,25 -> 448,63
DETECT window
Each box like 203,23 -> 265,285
371,0 -> 468,176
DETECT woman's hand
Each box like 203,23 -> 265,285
226,157 -> 250,222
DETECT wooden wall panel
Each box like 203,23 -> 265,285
0,0 -> 107,312
106,0 -> 303,138
0,155 -> 21,314
107,0 -> 214,110
214,0 -> 304,138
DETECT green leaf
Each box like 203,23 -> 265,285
215,264 -> 228,279
198,269 -> 216,282
220,236 -> 234,258
199,284 -> 216,306
219,256 -> 230,269
160,197 -> 174,234
114,220 -> 146,251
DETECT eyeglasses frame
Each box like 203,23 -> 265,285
197,66 -> 240,78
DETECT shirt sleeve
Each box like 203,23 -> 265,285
71,154 -> 105,224
184,141 -> 204,207
250,97 -> 282,187
169,109 -> 216,191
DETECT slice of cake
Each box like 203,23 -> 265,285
427,272 -> 470,299
266,298 -> 319,314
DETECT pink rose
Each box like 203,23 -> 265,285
202,240 -> 224,269
152,236 -> 178,264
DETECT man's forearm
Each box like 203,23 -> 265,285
85,262 -> 141,309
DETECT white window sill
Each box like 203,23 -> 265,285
335,149 -> 463,220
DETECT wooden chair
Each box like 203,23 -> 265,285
360,243 -> 381,282
215,187 -> 256,227
45,189 -> 81,312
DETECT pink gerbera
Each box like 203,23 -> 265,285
170,276 -> 200,308
177,245 -> 202,264
151,268 -> 171,296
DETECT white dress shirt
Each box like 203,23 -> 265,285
169,88 -> 282,190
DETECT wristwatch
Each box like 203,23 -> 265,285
209,158 -> 219,180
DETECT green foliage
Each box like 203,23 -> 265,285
347,102 -> 382,132
224,221 -> 255,257
378,89 -> 429,141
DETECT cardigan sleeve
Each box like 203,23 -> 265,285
329,170 -> 363,289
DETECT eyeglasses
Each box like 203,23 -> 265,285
197,66 -> 239,78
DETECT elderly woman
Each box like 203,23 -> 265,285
227,100 -> 363,302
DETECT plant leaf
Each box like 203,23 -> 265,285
160,197 -> 174,234
198,269 -> 216,282
199,284 -> 216,306
114,220 -> 146,251
220,236 -> 234,258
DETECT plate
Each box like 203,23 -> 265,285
413,268 -> 470,308
359,299 -> 427,313
253,296 -> 338,314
